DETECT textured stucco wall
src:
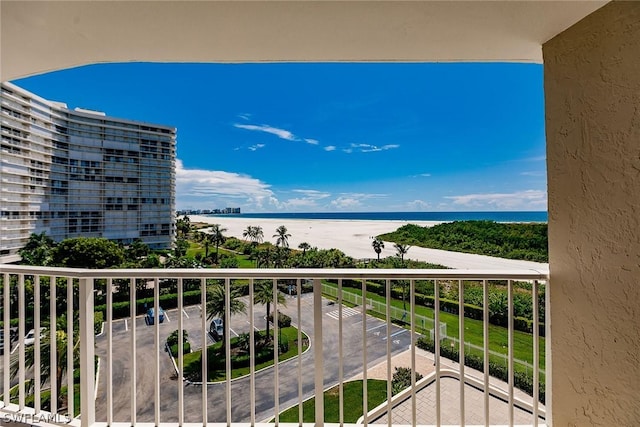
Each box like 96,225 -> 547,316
543,2 -> 640,426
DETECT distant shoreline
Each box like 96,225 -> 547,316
189,215 -> 549,271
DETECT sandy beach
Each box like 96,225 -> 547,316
190,215 -> 549,271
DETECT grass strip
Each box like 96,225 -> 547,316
277,379 -> 387,423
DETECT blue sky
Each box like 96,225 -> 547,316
14,62 -> 547,212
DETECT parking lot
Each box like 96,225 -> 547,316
92,292 -> 413,423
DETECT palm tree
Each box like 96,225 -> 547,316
176,215 -> 192,238
197,231 -> 214,259
19,232 -> 56,266
10,315 -> 79,411
210,224 -> 227,262
273,225 -> 291,248
253,281 -> 286,341
255,247 -> 272,268
243,225 -> 264,246
371,238 -> 384,262
242,226 -> 252,242
298,242 -> 311,255
394,243 -> 411,264
206,283 -> 246,348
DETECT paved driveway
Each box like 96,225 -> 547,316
94,292 -> 413,423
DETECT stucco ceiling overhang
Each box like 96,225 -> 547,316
1,1 -> 609,81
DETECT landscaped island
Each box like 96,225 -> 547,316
378,220 -> 548,262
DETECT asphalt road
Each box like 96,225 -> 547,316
94,293 -> 413,423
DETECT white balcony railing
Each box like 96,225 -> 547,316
0,265 -> 548,427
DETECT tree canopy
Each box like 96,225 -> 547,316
379,220 -> 548,262
50,237 -> 125,268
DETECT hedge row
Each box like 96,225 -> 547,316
416,337 -> 544,403
337,280 -> 545,337
94,289 -> 202,319
267,311 -> 292,328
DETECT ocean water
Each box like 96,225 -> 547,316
206,211 -> 547,223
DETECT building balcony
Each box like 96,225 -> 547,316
0,265 -> 547,427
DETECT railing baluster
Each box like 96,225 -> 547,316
18,273 -> 25,410
201,278 -> 208,424
296,278 -> 303,426
178,278 -> 184,427
2,272 -> 9,409
272,278 -> 279,427
386,279 -> 392,427
533,280 -> 540,426
130,277 -> 137,426
154,277 -> 160,426
459,279 -> 465,426
313,278 -> 324,427
508,279 -> 514,426
483,279 -> 490,427
434,279 -> 441,427
67,277 -> 74,419
79,277 -> 95,427
107,278 -> 113,425
361,278 -> 368,427
226,278 -> 232,426
50,276 -> 58,415
34,274 -> 41,414
338,278 -> 344,427
249,278 -> 256,426
410,279 -> 417,427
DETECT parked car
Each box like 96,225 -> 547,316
24,327 -> 46,346
146,307 -> 165,325
0,334 -> 4,355
209,318 -> 223,340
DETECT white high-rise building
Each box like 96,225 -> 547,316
0,82 -> 176,263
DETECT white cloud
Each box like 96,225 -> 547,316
412,173 -> 431,177
175,159 -> 280,210
248,144 -> 265,151
234,123 -> 297,141
520,171 -> 545,177
324,145 -> 336,152
346,143 -> 400,153
407,199 -> 431,210
292,189 -> 331,199
304,138 -> 319,145
238,113 -> 252,121
280,189 -> 332,210
330,196 -> 363,209
330,192 -> 387,209
445,190 -> 547,210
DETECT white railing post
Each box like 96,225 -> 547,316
313,278 -> 324,427
79,277 -> 95,427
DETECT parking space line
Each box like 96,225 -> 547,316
382,329 -> 407,340
229,327 -> 239,337
366,324 -> 386,333
164,312 -> 171,322
182,309 -> 190,319
124,319 -> 128,331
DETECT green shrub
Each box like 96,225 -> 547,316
268,311 -> 292,328
169,342 -> 191,357
416,337 -> 544,403
94,311 -> 104,335
391,366 -> 424,395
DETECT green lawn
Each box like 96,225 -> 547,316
322,281 -> 545,370
182,326 -> 309,382
277,379 -> 387,423
187,241 -> 255,267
